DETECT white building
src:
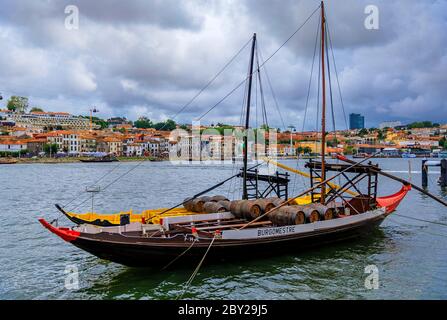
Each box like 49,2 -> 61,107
3,111 -> 97,130
0,140 -> 27,152
126,143 -> 145,156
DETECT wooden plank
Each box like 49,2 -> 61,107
197,221 -> 272,231
174,218 -> 246,227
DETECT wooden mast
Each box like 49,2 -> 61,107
320,2 -> 327,204
243,33 -> 257,200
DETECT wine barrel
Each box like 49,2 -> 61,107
217,200 -> 231,211
230,200 -> 244,218
308,203 -> 335,220
255,197 -> 287,214
192,198 -> 206,212
199,196 -> 212,203
240,200 -> 262,220
203,202 -> 226,213
294,205 -> 320,223
210,195 -> 229,202
272,198 -> 286,207
254,198 -> 278,213
268,206 -> 305,226
183,197 -> 195,212
285,206 -> 306,225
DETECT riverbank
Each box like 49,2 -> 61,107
0,156 -> 163,164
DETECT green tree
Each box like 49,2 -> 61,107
7,96 -> 29,113
296,146 -> 304,155
215,125 -> 234,135
327,139 -> 339,147
358,128 -> 368,137
303,147 -> 312,154
440,137 -> 447,149
30,107 -> 44,112
153,119 -> 177,131
408,121 -> 440,129
344,145 -> 357,155
377,129 -> 387,141
134,117 -> 153,129
43,143 -> 58,155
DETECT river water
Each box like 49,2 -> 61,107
1,158 -> 446,299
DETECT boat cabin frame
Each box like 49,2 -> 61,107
306,160 -> 379,214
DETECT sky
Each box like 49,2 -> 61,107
0,0 -> 446,129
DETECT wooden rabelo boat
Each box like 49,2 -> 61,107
40,164 -> 411,266
0,158 -> 19,164
40,2 -> 442,268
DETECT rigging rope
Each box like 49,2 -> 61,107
293,15 -> 321,195
301,15 -> 320,133
62,162 -> 121,208
158,36 -> 253,130
63,5 -> 321,211
255,46 -> 269,129
196,5 -> 320,121
315,27 -> 322,155
64,38 -> 255,210
257,44 -> 286,131
325,22 -> 337,143
326,18 -> 348,130
68,160 -> 147,212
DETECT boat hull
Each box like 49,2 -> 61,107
65,213 -> 386,267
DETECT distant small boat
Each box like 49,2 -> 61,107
353,153 -> 367,159
80,155 -> 118,163
401,153 -> 416,158
0,158 -> 18,164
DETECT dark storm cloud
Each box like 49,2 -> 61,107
0,0 -> 446,128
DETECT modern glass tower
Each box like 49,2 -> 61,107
349,113 -> 365,129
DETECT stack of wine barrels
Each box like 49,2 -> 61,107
229,197 -> 285,221
184,196 -> 337,226
183,195 -> 230,213
268,205 -> 320,225
307,203 -> 336,221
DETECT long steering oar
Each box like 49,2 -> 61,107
336,154 -> 447,207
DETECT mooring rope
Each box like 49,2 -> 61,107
177,235 -> 216,300
393,213 -> 447,228
162,239 -> 198,271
